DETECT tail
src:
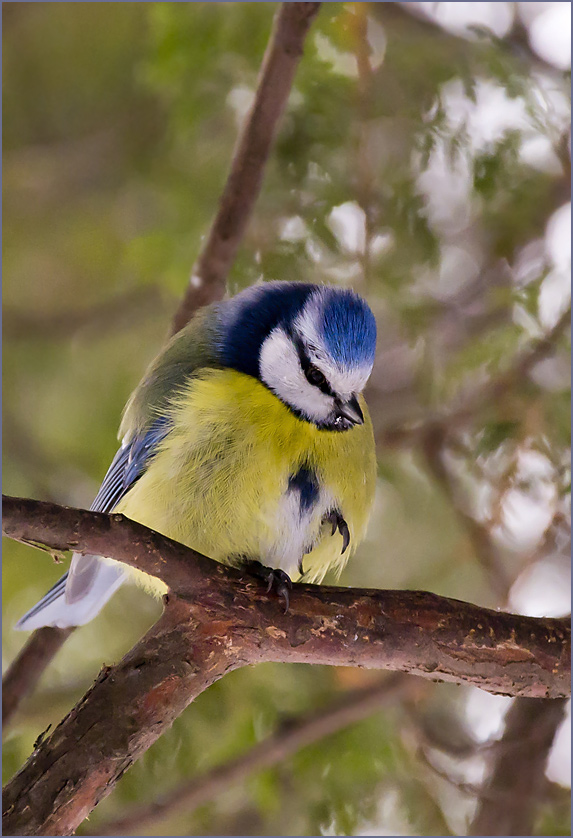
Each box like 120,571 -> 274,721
15,554 -> 126,631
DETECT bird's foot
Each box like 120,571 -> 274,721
324,509 -> 350,553
246,561 -> 293,612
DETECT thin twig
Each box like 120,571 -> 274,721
170,2 -> 322,335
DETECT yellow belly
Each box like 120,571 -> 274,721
115,369 -> 376,594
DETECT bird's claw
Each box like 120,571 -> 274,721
246,562 -> 293,612
324,509 -> 350,553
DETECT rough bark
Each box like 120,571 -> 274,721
3,495 -> 570,701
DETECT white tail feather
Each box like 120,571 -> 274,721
15,556 -> 126,630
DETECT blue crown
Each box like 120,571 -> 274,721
317,288 -> 377,370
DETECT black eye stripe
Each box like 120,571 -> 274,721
293,335 -> 333,396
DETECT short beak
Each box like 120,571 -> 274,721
336,395 -> 364,426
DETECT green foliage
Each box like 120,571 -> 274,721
3,3 -> 570,836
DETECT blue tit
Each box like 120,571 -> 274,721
16,281 -> 377,629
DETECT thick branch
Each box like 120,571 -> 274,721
170,1 -> 321,335
92,673 -> 416,836
2,495 -> 569,835
3,496 -> 569,700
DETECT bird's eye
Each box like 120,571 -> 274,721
306,365 -> 327,388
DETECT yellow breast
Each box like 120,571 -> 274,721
115,369 -> 376,593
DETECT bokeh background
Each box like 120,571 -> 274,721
3,3 -> 571,835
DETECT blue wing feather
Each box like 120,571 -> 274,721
91,417 -> 171,513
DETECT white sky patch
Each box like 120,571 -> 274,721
280,215 -> 308,242
442,78 -> 530,152
416,141 -> 474,234
491,487 -> 556,550
509,557 -> 571,617
328,201 -> 367,254
417,73 -> 570,302
545,202 -> 571,271
519,134 -> 563,174
464,688 -> 512,742
432,1 -> 514,38
370,231 -> 395,258
546,701 -> 572,787
529,3 -> 571,70
539,202 -> 571,329
517,1 -> 565,27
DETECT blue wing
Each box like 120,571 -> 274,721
90,417 -> 171,513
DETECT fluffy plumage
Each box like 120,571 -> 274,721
16,282 -> 377,630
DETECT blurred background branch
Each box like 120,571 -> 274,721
170,1 -> 321,334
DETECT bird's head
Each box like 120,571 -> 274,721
219,282 -> 377,431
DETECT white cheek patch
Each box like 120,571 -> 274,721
259,327 -> 334,424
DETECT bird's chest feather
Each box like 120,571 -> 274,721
118,369 -> 376,581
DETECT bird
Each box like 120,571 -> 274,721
16,281 -> 377,629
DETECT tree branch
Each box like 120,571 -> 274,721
2,627 -> 73,728
170,1 -> 322,335
91,673 -> 417,836
2,495 -> 569,835
2,495 -> 569,700
469,697 -> 569,835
